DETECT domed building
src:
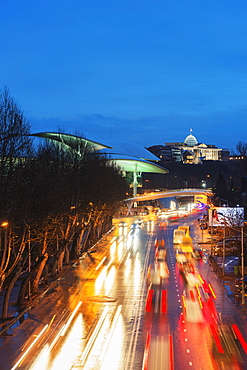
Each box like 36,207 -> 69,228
182,129 -> 224,163
184,129 -> 198,147
147,129 -> 230,165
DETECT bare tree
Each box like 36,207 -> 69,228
236,141 -> 247,156
1,125 -> 126,310
0,87 -> 33,316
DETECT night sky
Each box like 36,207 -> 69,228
1,0 -> 247,152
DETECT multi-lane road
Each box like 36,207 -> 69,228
2,213 -> 247,369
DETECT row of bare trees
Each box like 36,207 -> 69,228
0,87 -> 127,319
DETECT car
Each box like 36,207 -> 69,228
159,221 -> 167,228
159,261 -> 170,278
182,289 -> 204,323
178,225 -> 190,236
173,229 -> 186,244
176,253 -> 188,264
135,219 -> 144,228
154,238 -> 165,247
184,272 -> 201,288
179,261 -> 195,277
192,248 -> 203,260
155,247 -> 167,261
211,324 -> 244,368
180,235 -> 193,254
147,263 -> 162,287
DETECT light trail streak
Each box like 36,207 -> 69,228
208,283 -> 216,299
28,344 -> 50,370
99,305 -> 122,366
210,324 -> 224,354
142,331 -> 151,370
95,256 -> 106,271
232,324 -> 247,354
50,313 -> 84,370
124,253 -> 132,280
126,235 -> 153,370
80,307 -> 109,365
11,324 -> 48,370
106,257 -> 114,269
110,240 -> 116,259
60,301 -> 82,336
95,266 -> 107,294
169,334 -> 174,370
117,239 -> 124,262
49,302 -> 82,350
104,265 -> 116,295
125,252 -> 131,266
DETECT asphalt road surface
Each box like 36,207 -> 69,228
0,213 -> 246,370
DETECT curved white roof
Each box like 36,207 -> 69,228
31,131 -> 168,175
99,139 -> 159,162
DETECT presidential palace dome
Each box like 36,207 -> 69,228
184,129 -> 198,146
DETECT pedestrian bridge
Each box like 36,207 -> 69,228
124,188 -> 214,216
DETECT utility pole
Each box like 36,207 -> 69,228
223,221 -> 226,276
28,226 -> 31,300
241,222 -> 246,305
210,208 -> 214,256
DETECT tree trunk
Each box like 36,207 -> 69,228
64,244 -> 70,264
78,227 -> 85,254
51,247 -> 65,277
58,249 -> 65,271
17,267 -> 37,306
32,231 -> 48,293
82,223 -> 93,252
2,264 -> 23,318
32,252 -> 49,293
70,235 -> 79,260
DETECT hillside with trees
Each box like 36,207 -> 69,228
0,87 -> 127,319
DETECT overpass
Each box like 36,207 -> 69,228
124,188 -> 214,215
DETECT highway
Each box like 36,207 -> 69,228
4,213 -> 247,370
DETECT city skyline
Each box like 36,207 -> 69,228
1,0 -> 247,152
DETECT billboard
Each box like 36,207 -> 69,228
194,194 -> 208,205
209,207 -> 244,227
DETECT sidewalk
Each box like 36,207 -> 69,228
193,220 -> 247,317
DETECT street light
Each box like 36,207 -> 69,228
222,220 -> 226,276
218,212 -> 245,306
241,222 -> 246,305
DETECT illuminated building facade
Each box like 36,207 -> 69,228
148,129 -> 230,165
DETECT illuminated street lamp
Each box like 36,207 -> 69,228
1,221 -> 8,227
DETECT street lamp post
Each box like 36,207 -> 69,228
28,226 -> 31,300
241,224 -> 245,305
210,209 -> 213,256
222,222 -> 226,276
210,209 -> 245,305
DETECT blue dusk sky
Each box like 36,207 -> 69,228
1,0 -> 247,152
